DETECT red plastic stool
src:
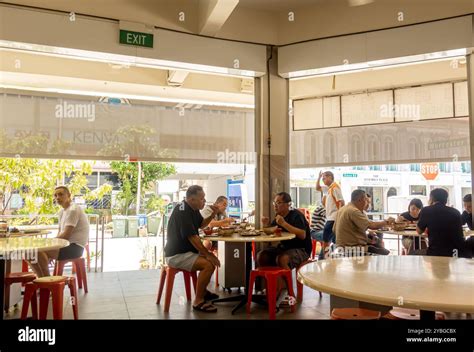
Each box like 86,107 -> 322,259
21,276 -> 78,320
4,272 -> 36,313
382,307 -> 446,320
296,260 -> 322,302
54,257 -> 88,293
331,308 -> 381,320
156,266 -> 197,312
247,267 -> 296,320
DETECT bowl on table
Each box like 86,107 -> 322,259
203,227 -> 214,236
217,227 -> 235,236
262,226 -> 278,235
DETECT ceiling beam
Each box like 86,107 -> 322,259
198,0 -> 239,36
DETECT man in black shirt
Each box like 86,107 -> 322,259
417,188 -> 470,258
258,192 -> 311,270
461,194 -> 472,230
164,185 -> 221,312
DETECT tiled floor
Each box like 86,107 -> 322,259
5,269 -> 331,320
5,269 -> 472,320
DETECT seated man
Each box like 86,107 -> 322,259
417,188 -> 471,258
334,189 -> 394,256
461,194 -> 472,230
200,195 -> 235,250
258,192 -> 312,271
164,185 -> 221,312
28,186 -> 89,277
310,201 -> 326,243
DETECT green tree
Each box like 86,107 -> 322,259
110,161 -> 176,215
0,158 -> 111,224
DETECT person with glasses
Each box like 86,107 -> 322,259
258,192 -> 311,272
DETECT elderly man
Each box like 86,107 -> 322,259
28,186 -> 89,277
258,192 -> 311,270
164,185 -> 221,313
201,195 -> 235,250
316,171 -> 345,259
334,189 -> 393,256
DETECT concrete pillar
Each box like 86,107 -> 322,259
467,52 -> 474,226
254,46 -> 290,225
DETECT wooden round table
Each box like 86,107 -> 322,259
0,237 -> 69,320
203,232 -> 296,314
298,255 -> 474,318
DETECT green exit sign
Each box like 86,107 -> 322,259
119,29 -> 153,48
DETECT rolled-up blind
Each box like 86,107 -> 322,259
0,93 -> 255,163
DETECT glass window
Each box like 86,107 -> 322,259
290,187 -> 297,206
298,188 -> 311,208
410,185 -> 426,196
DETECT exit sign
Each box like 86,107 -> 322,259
119,29 -> 153,48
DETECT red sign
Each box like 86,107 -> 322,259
421,163 -> 439,181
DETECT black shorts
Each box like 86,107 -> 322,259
58,243 -> 84,261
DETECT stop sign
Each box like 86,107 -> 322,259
421,163 -> 439,181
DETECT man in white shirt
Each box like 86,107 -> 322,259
316,171 -> 345,259
28,186 -> 89,277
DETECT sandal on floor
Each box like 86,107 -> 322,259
193,301 -> 218,313
204,290 -> 219,301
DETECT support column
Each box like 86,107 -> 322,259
468,52 -> 474,227
254,46 -> 290,225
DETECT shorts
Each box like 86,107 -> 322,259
310,229 -> 324,242
166,251 -> 199,272
258,246 -> 310,269
322,221 -> 335,243
58,243 -> 84,261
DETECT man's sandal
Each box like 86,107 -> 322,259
193,301 -> 218,313
204,290 -> 219,301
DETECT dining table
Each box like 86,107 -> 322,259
202,231 -> 295,314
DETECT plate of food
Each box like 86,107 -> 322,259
240,230 -> 261,237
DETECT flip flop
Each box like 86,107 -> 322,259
204,290 -> 219,301
193,301 -> 218,313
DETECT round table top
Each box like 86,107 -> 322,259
0,237 -> 69,254
298,255 -> 474,313
379,229 -> 423,237
203,231 -> 295,243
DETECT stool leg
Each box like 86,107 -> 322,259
214,266 -> 219,289
4,282 -> 11,313
75,262 -> 83,289
54,261 -> 65,276
156,267 -> 167,305
31,290 -> 38,320
311,240 -> 316,259
21,284 -> 34,320
164,269 -> 176,313
183,272 -> 192,301
68,280 -> 79,320
284,272 -> 296,313
51,284 -> 65,320
80,259 -> 88,293
297,278 -> 303,303
266,275 -> 277,320
246,272 -> 257,314
39,288 -> 50,320
191,272 -> 197,293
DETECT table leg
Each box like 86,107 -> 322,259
212,241 -> 266,314
420,310 -> 435,320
